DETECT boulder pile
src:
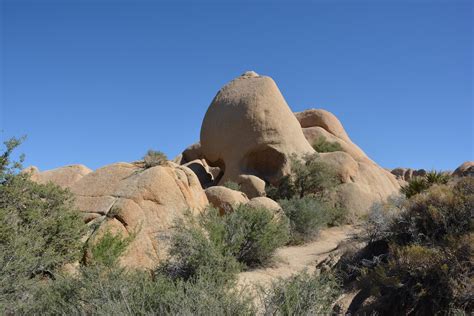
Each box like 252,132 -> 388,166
26,71 -> 408,268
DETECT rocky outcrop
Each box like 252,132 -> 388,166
246,197 -> 282,214
204,186 -> 249,214
68,161 -> 208,269
391,168 -> 427,181
200,71 -> 314,185
173,142 -> 204,165
23,164 -> 92,188
295,109 -> 400,215
452,161 -> 474,177
183,159 -> 221,188
235,174 -> 266,199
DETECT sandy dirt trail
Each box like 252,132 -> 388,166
238,225 -> 356,289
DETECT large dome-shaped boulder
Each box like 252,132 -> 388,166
295,109 -> 400,215
23,164 -> 92,188
32,161 -> 208,269
200,71 -> 314,185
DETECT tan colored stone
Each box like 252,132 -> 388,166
295,109 -> 350,142
391,167 -> 427,181
453,161 -> 474,177
236,174 -> 266,198
184,159 -> 214,188
295,108 -> 400,215
301,126 -> 369,162
204,186 -> 249,214
200,71 -> 314,185
68,162 -> 208,269
24,164 -> 92,189
319,152 -> 359,183
246,197 -> 282,213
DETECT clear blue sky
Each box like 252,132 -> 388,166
1,0 -> 473,171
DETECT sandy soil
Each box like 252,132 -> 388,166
238,225 -> 357,289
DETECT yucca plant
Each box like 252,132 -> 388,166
425,170 -> 450,185
401,170 -> 450,198
400,177 -> 429,198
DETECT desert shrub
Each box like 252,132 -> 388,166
143,149 -> 167,168
362,195 -> 406,243
312,135 -> 344,153
425,170 -> 450,185
400,170 -> 450,198
15,210 -> 255,315
262,270 -> 341,315
267,153 -> 339,201
338,179 -> 473,315
223,180 -> 241,191
391,183 -> 472,245
0,137 -> 86,313
400,176 -> 429,198
358,238 -> 472,315
158,213 -> 241,282
0,136 -> 26,180
279,196 -> 330,244
200,205 -> 290,268
23,260 -> 256,315
89,230 -> 134,266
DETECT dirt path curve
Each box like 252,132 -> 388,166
238,225 -> 357,289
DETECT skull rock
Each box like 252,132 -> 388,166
200,71 -> 314,184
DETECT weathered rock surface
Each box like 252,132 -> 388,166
200,71 -> 314,185
452,161 -> 474,177
246,197 -> 282,213
67,161 -> 208,269
391,167 -> 427,181
295,109 -> 400,215
173,142 -> 204,165
236,174 -> 266,199
183,159 -> 215,189
204,186 -> 249,214
23,164 -> 92,188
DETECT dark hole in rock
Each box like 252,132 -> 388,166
187,162 -> 213,188
242,146 -> 286,184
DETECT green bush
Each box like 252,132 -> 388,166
262,270 -> 341,315
88,230 -> 134,266
358,238 -> 472,315
22,261 -> 257,315
338,178 -> 473,315
279,196 -> 329,244
280,196 -> 348,245
392,182 -> 472,245
400,170 -> 450,198
200,205 -> 290,268
143,149 -> 167,168
158,213 -> 241,282
312,135 -> 344,153
223,181 -> 241,191
400,176 -> 430,198
0,137 -> 86,313
267,153 -> 339,201
362,195 -> 405,243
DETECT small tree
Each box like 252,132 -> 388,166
0,137 -> 86,312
